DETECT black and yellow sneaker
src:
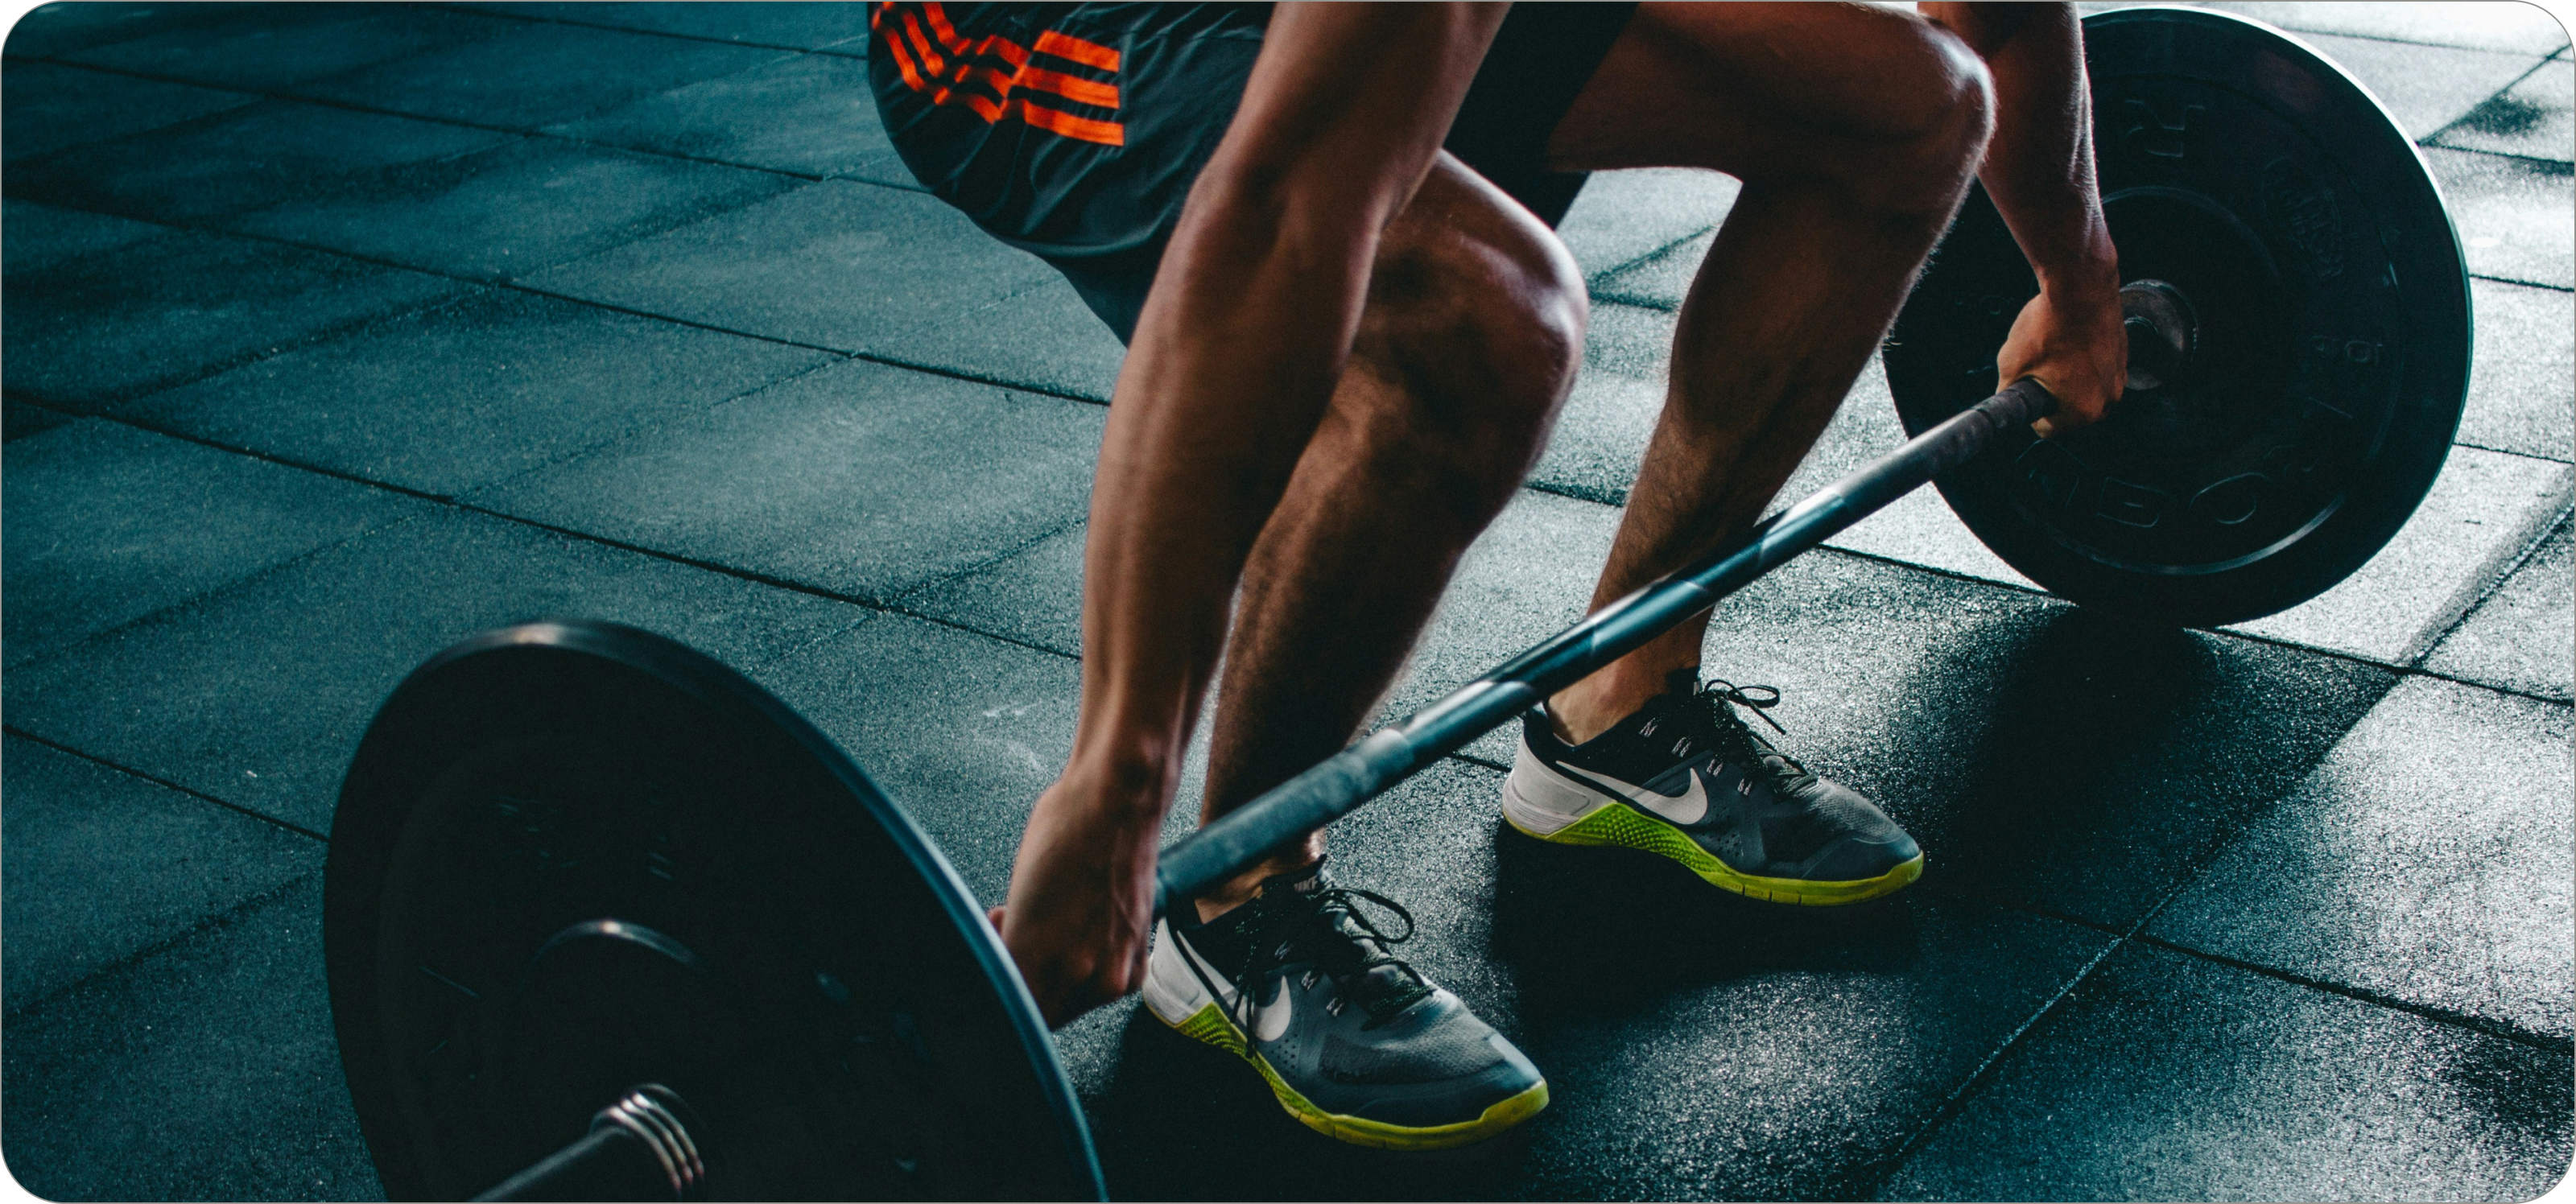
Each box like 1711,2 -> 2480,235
1141,864 -> 1548,1150
1500,670 -> 1922,905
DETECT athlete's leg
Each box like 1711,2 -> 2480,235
1189,154 -> 1585,914
1539,2 -> 1996,740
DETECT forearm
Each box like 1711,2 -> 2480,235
1071,242 -> 1356,804
1926,2 -> 2115,294
1070,3 -> 1504,790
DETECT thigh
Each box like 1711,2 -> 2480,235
1542,1 -> 1979,180
1442,1 -> 1637,228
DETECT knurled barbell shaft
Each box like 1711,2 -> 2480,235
1152,377 -> 2060,913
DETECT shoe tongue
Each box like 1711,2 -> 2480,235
1330,931 -> 1430,1021
1260,868 -> 1432,1020
1620,672 -> 1703,742
1255,860 -> 1327,905
1348,963 -> 1424,1011
1743,738 -> 1815,792
1642,671 -> 1818,793
1692,691 -> 1802,781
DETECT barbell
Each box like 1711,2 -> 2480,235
322,9 -> 2471,1200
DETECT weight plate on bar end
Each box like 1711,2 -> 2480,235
1884,6 -> 2471,628
324,621 -> 1104,1202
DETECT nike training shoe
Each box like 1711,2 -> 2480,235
1141,864 -> 1548,1149
1501,670 -> 1922,905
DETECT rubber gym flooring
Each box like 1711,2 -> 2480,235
2,2 -> 2570,1199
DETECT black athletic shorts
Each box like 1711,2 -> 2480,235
869,2 -> 1637,344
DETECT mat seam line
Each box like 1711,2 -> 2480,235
1915,882 -> 2574,1055
417,1 -> 873,57
0,49 -> 881,188
0,868 -> 324,1024
0,725 -> 328,843
5,195 -> 1108,409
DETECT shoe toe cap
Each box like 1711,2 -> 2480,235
1325,992 -> 1547,1130
1806,828 -> 1922,880
1344,1037 -> 1546,1130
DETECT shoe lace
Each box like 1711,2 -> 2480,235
1696,679 -> 1818,794
1229,885 -> 1430,1033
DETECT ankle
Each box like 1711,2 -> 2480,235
1546,682 -> 1620,745
1193,848 -> 1323,923
1549,662 -> 1695,745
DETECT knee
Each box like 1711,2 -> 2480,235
1406,233 -> 1587,434
1848,19 -> 1995,214
1351,212 -> 1585,523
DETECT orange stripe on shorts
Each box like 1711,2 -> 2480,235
922,0 -> 966,50
1033,27 -> 1120,72
899,9 -> 946,77
881,5 -> 1125,147
1020,66 -> 1119,109
879,13 -> 931,91
1017,100 -> 1125,146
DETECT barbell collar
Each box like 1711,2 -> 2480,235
1154,377 -> 2058,911
473,1085 -> 708,1202
2118,278 -> 2197,392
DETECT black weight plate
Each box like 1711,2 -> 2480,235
324,621 -> 1104,1202
1884,7 -> 2471,628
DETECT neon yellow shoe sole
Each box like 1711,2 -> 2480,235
1506,798 -> 1924,905
1160,1002 -> 1550,1150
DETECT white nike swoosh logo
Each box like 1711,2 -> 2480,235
1254,979 -> 1293,1042
1562,762 -> 1709,825
1179,938 -> 1295,1043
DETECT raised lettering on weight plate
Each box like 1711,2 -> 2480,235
2297,334 -> 2382,419
2263,159 -> 2344,280
2017,438 -> 2089,512
2262,437 -> 2326,480
2123,99 -> 2202,160
2102,476 -> 2164,527
2189,473 -> 2268,526
2095,478 -> 2169,529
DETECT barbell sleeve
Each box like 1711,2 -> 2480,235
1153,377 -> 2059,913
473,1085 -> 708,1202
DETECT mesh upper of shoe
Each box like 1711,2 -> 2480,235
1760,781 -> 1908,864
1318,1017 -> 1505,1086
